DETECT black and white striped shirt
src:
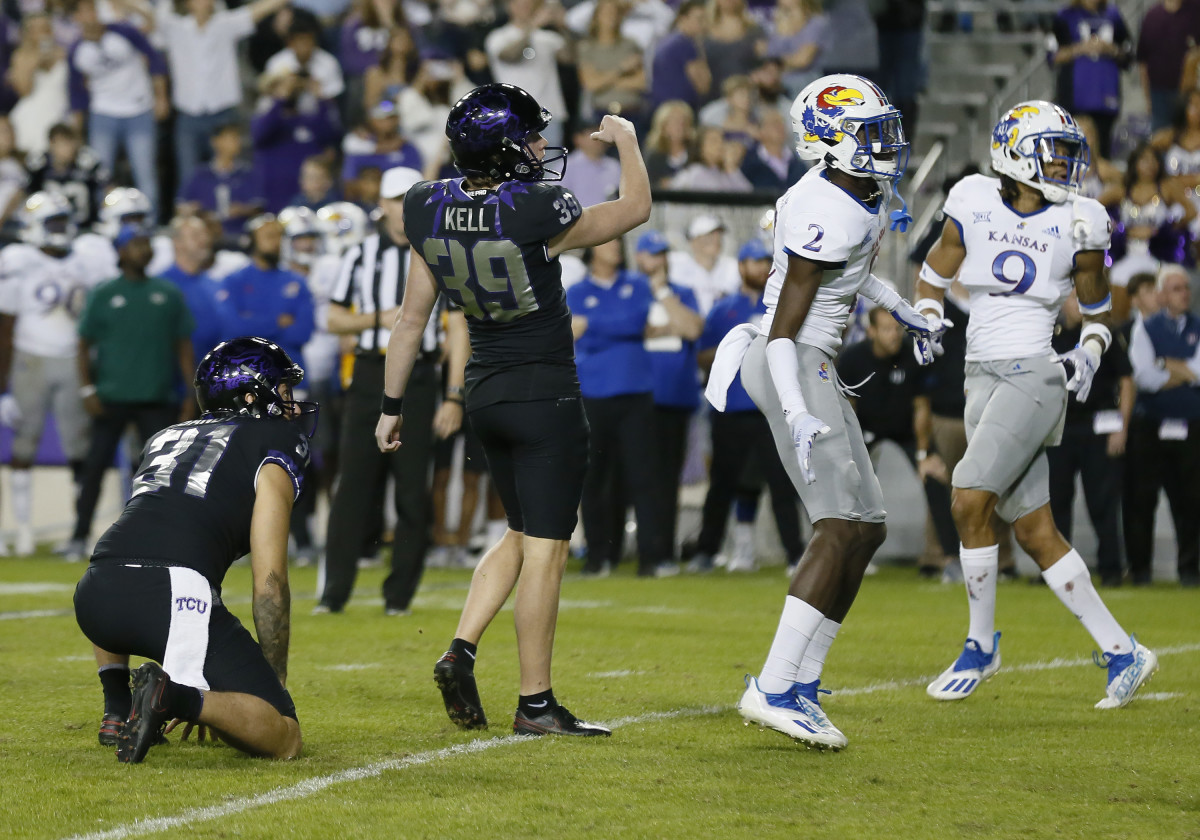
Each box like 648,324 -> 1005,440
329,231 -> 440,354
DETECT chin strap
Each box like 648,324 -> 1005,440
889,192 -> 912,232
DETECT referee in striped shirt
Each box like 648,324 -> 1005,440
316,167 -> 470,615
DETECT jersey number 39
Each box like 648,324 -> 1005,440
423,238 -> 539,323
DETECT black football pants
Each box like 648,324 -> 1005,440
1122,415 -> 1200,583
319,355 -> 438,612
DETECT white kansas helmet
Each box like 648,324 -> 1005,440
278,206 -> 324,267
22,191 -> 77,250
316,201 -> 369,256
990,101 -> 1089,204
790,74 -> 909,182
97,187 -> 152,239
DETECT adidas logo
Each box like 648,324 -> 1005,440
1042,225 -> 1062,238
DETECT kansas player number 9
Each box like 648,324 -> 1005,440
989,249 -> 1037,297
422,238 -> 540,322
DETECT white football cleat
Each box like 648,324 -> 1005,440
737,675 -> 847,750
927,632 -> 1001,700
1095,639 -> 1158,709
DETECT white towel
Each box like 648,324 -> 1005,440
162,566 -> 214,690
704,323 -> 760,411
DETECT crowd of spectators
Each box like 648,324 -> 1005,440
0,0 -> 1199,588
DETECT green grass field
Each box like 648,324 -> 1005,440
1,554 -> 1197,840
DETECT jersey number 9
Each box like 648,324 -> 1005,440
422,238 -> 540,323
989,249 -> 1037,297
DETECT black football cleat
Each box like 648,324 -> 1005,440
117,663 -> 171,763
99,713 -> 124,746
433,653 -> 487,730
513,704 -> 611,737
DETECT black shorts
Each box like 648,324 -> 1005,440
74,562 -> 297,720
468,397 -> 589,540
433,414 -> 488,473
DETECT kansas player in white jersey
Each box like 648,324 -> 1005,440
707,74 -> 944,749
916,101 -> 1157,709
0,192 -> 116,556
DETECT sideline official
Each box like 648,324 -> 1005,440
315,167 -> 469,614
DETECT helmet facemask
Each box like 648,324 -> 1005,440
42,213 -> 76,250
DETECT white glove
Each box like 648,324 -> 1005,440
1054,343 -> 1101,403
891,300 -> 953,366
0,393 -> 20,428
785,410 -> 831,485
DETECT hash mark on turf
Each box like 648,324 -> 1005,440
319,664 -> 382,671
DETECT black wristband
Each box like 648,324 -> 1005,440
444,395 -> 464,405
380,393 -> 404,416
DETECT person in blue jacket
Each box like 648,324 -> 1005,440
221,214 -> 315,377
636,230 -> 705,564
158,216 -> 232,362
567,238 -> 676,578
690,238 -> 805,573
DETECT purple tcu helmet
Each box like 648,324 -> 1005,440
445,83 -> 567,182
194,336 -> 304,419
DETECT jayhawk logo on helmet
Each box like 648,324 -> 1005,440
816,86 -> 865,113
992,104 -> 1042,151
802,86 -> 867,143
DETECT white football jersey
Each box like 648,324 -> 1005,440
943,174 -> 1111,362
0,237 -> 118,358
764,163 -> 894,356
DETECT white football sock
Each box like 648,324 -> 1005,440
758,596 -> 824,694
11,469 -> 32,524
795,618 -> 840,685
961,543 -> 999,653
1042,549 -> 1132,656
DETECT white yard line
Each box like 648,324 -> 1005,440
60,644 -> 1198,840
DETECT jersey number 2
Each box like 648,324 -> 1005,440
132,425 -> 236,500
989,250 -> 1037,297
423,238 -> 539,323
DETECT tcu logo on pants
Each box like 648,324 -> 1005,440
175,597 -> 209,614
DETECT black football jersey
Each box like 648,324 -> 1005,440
26,147 -> 108,226
92,415 -> 310,589
404,178 -> 583,408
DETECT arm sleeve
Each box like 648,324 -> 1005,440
110,23 -> 168,75
1072,197 -> 1113,253
257,424 -> 310,500
249,100 -> 285,146
217,7 -> 256,40
941,177 -> 973,237
67,44 -> 89,113
1129,318 -> 1171,392
516,184 -> 582,244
